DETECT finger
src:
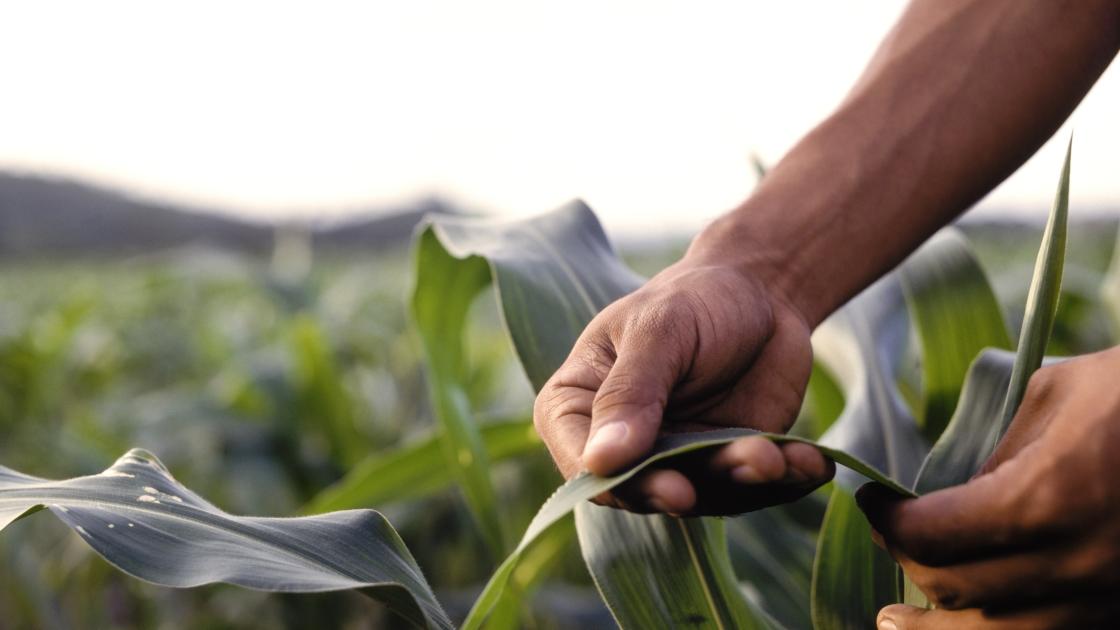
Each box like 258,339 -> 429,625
708,436 -> 787,483
781,441 -> 835,483
605,441 -> 831,516
609,468 -> 697,514
534,375 -> 597,478
878,601 -> 1100,630
898,547 -> 1083,611
583,327 -> 684,475
534,322 -> 621,478
857,452 -> 1040,565
707,437 -> 834,486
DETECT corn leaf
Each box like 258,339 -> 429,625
898,229 -> 1012,441
813,275 -> 927,491
412,229 -> 508,555
797,361 -> 846,440
905,143 -> 1072,607
577,504 -> 775,630
808,225 -> 1010,627
902,349 -> 1018,609
726,507 -> 817,629
302,418 -> 539,514
912,350 -> 1016,494
810,487 -> 897,630
419,200 -> 645,394
1000,138 -> 1070,425
810,278 -> 916,628
0,449 -> 452,630
462,427 -> 913,628
484,515 -> 578,630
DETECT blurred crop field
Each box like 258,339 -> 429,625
1,217 -> 1118,629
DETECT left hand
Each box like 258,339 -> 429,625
856,347 -> 1120,629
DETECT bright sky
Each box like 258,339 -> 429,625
2,1 -> 1118,234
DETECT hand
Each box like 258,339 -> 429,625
858,347 -> 1120,629
533,252 -> 834,516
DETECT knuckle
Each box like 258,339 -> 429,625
629,296 -> 694,341
1022,365 -> 1062,406
571,335 -> 617,380
1014,457 -> 1076,535
593,370 -> 663,413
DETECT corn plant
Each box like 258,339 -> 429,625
0,141 -> 1074,629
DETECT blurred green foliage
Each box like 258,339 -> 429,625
0,247 -> 564,629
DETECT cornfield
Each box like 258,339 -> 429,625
3,144 -> 1119,629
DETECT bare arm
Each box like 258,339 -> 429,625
692,0 -> 1120,326
533,0 -> 1120,517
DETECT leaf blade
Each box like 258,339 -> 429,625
0,449 -> 452,630
411,229 -> 507,555
899,229 -> 1012,441
1000,138 -> 1070,425
810,487 -> 898,630
302,418 -> 539,515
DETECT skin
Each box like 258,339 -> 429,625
532,0 -> 1120,625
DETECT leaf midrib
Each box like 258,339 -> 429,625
677,519 -> 728,630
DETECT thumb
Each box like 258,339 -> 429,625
582,332 -> 679,475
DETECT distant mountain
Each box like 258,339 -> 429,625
312,197 -> 460,251
0,172 -> 457,258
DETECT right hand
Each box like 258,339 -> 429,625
532,253 -> 834,516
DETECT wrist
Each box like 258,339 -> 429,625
683,209 -> 826,327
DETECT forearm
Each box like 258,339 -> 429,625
689,0 -> 1120,326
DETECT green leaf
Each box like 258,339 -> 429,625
1101,224 -> 1120,340
904,144 -> 1073,608
461,427 -> 914,628
898,229 -> 1012,441
484,515 -> 577,630
913,349 -> 1016,495
813,276 -> 928,490
418,201 -> 645,392
288,315 -> 365,466
903,349 -> 1018,609
793,360 -> 846,441
0,449 -> 452,630
810,267 -> 937,628
577,505 -> 774,630
412,228 -> 508,555
302,418 -> 540,515
1000,138 -> 1070,425
726,507 -> 817,629
810,487 -> 898,630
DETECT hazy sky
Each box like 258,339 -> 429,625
3,1 -> 1118,233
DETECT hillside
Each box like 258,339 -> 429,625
0,172 -> 449,258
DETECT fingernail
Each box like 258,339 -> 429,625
731,464 -> 765,484
584,422 -> 628,459
878,619 -> 897,630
